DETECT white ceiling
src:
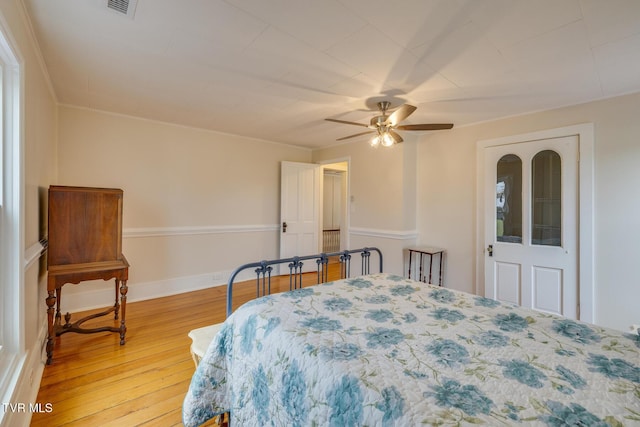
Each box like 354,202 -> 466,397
23,0 -> 640,149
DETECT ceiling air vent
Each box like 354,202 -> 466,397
107,0 -> 138,18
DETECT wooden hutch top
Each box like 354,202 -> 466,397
47,185 -> 126,272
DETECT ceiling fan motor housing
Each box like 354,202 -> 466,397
370,115 -> 388,128
377,101 -> 391,112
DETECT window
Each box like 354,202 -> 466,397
496,154 -> 522,243
0,16 -> 22,409
531,150 -> 561,246
0,63 -> 3,352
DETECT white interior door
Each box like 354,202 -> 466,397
484,136 -> 578,319
280,161 -> 320,261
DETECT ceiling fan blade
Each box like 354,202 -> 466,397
396,123 -> 454,131
388,129 -> 403,144
325,118 -> 369,128
336,130 -> 375,141
385,104 -> 417,126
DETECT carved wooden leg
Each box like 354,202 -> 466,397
55,287 -> 62,326
46,290 -> 56,365
63,312 -> 72,328
119,279 -> 128,345
114,279 -> 120,320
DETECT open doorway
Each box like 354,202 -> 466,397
321,161 -> 348,252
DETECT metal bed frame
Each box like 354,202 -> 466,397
225,247 -> 383,317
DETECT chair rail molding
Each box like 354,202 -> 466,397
123,224 -> 279,238
349,227 -> 418,240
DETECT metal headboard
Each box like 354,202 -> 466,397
226,247 -> 383,317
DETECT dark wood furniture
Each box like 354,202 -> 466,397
407,246 -> 445,286
46,186 -> 129,365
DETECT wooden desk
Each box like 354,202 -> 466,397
46,258 -> 129,365
46,185 -> 129,364
407,246 -> 445,286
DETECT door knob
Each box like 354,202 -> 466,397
487,244 -> 493,257
282,221 -> 287,233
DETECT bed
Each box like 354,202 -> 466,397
183,251 -> 640,426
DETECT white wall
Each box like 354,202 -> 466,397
417,92 -> 640,332
322,171 -> 342,230
56,106 -> 312,311
313,137 -> 419,275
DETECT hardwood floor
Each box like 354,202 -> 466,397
31,264 -> 342,426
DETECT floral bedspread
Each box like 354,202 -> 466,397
183,273 -> 640,426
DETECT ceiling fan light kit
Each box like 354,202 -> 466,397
370,131 -> 395,148
326,101 -> 454,147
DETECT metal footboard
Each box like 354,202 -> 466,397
226,247 -> 383,317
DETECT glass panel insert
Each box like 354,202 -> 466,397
531,150 -> 561,246
496,154 -> 522,243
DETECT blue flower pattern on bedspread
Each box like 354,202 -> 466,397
183,274 -> 640,426
327,375 -> 363,426
280,359 -> 308,426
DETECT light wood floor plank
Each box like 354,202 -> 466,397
32,263 -> 342,426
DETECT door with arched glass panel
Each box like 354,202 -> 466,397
484,136 -> 578,319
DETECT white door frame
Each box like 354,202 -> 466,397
476,124 -> 595,323
318,157 -> 351,252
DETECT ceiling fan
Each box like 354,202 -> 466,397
326,101 -> 453,146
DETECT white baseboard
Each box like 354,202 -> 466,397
61,269 -> 256,314
0,325 -> 47,427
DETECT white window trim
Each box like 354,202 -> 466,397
0,13 -> 25,419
